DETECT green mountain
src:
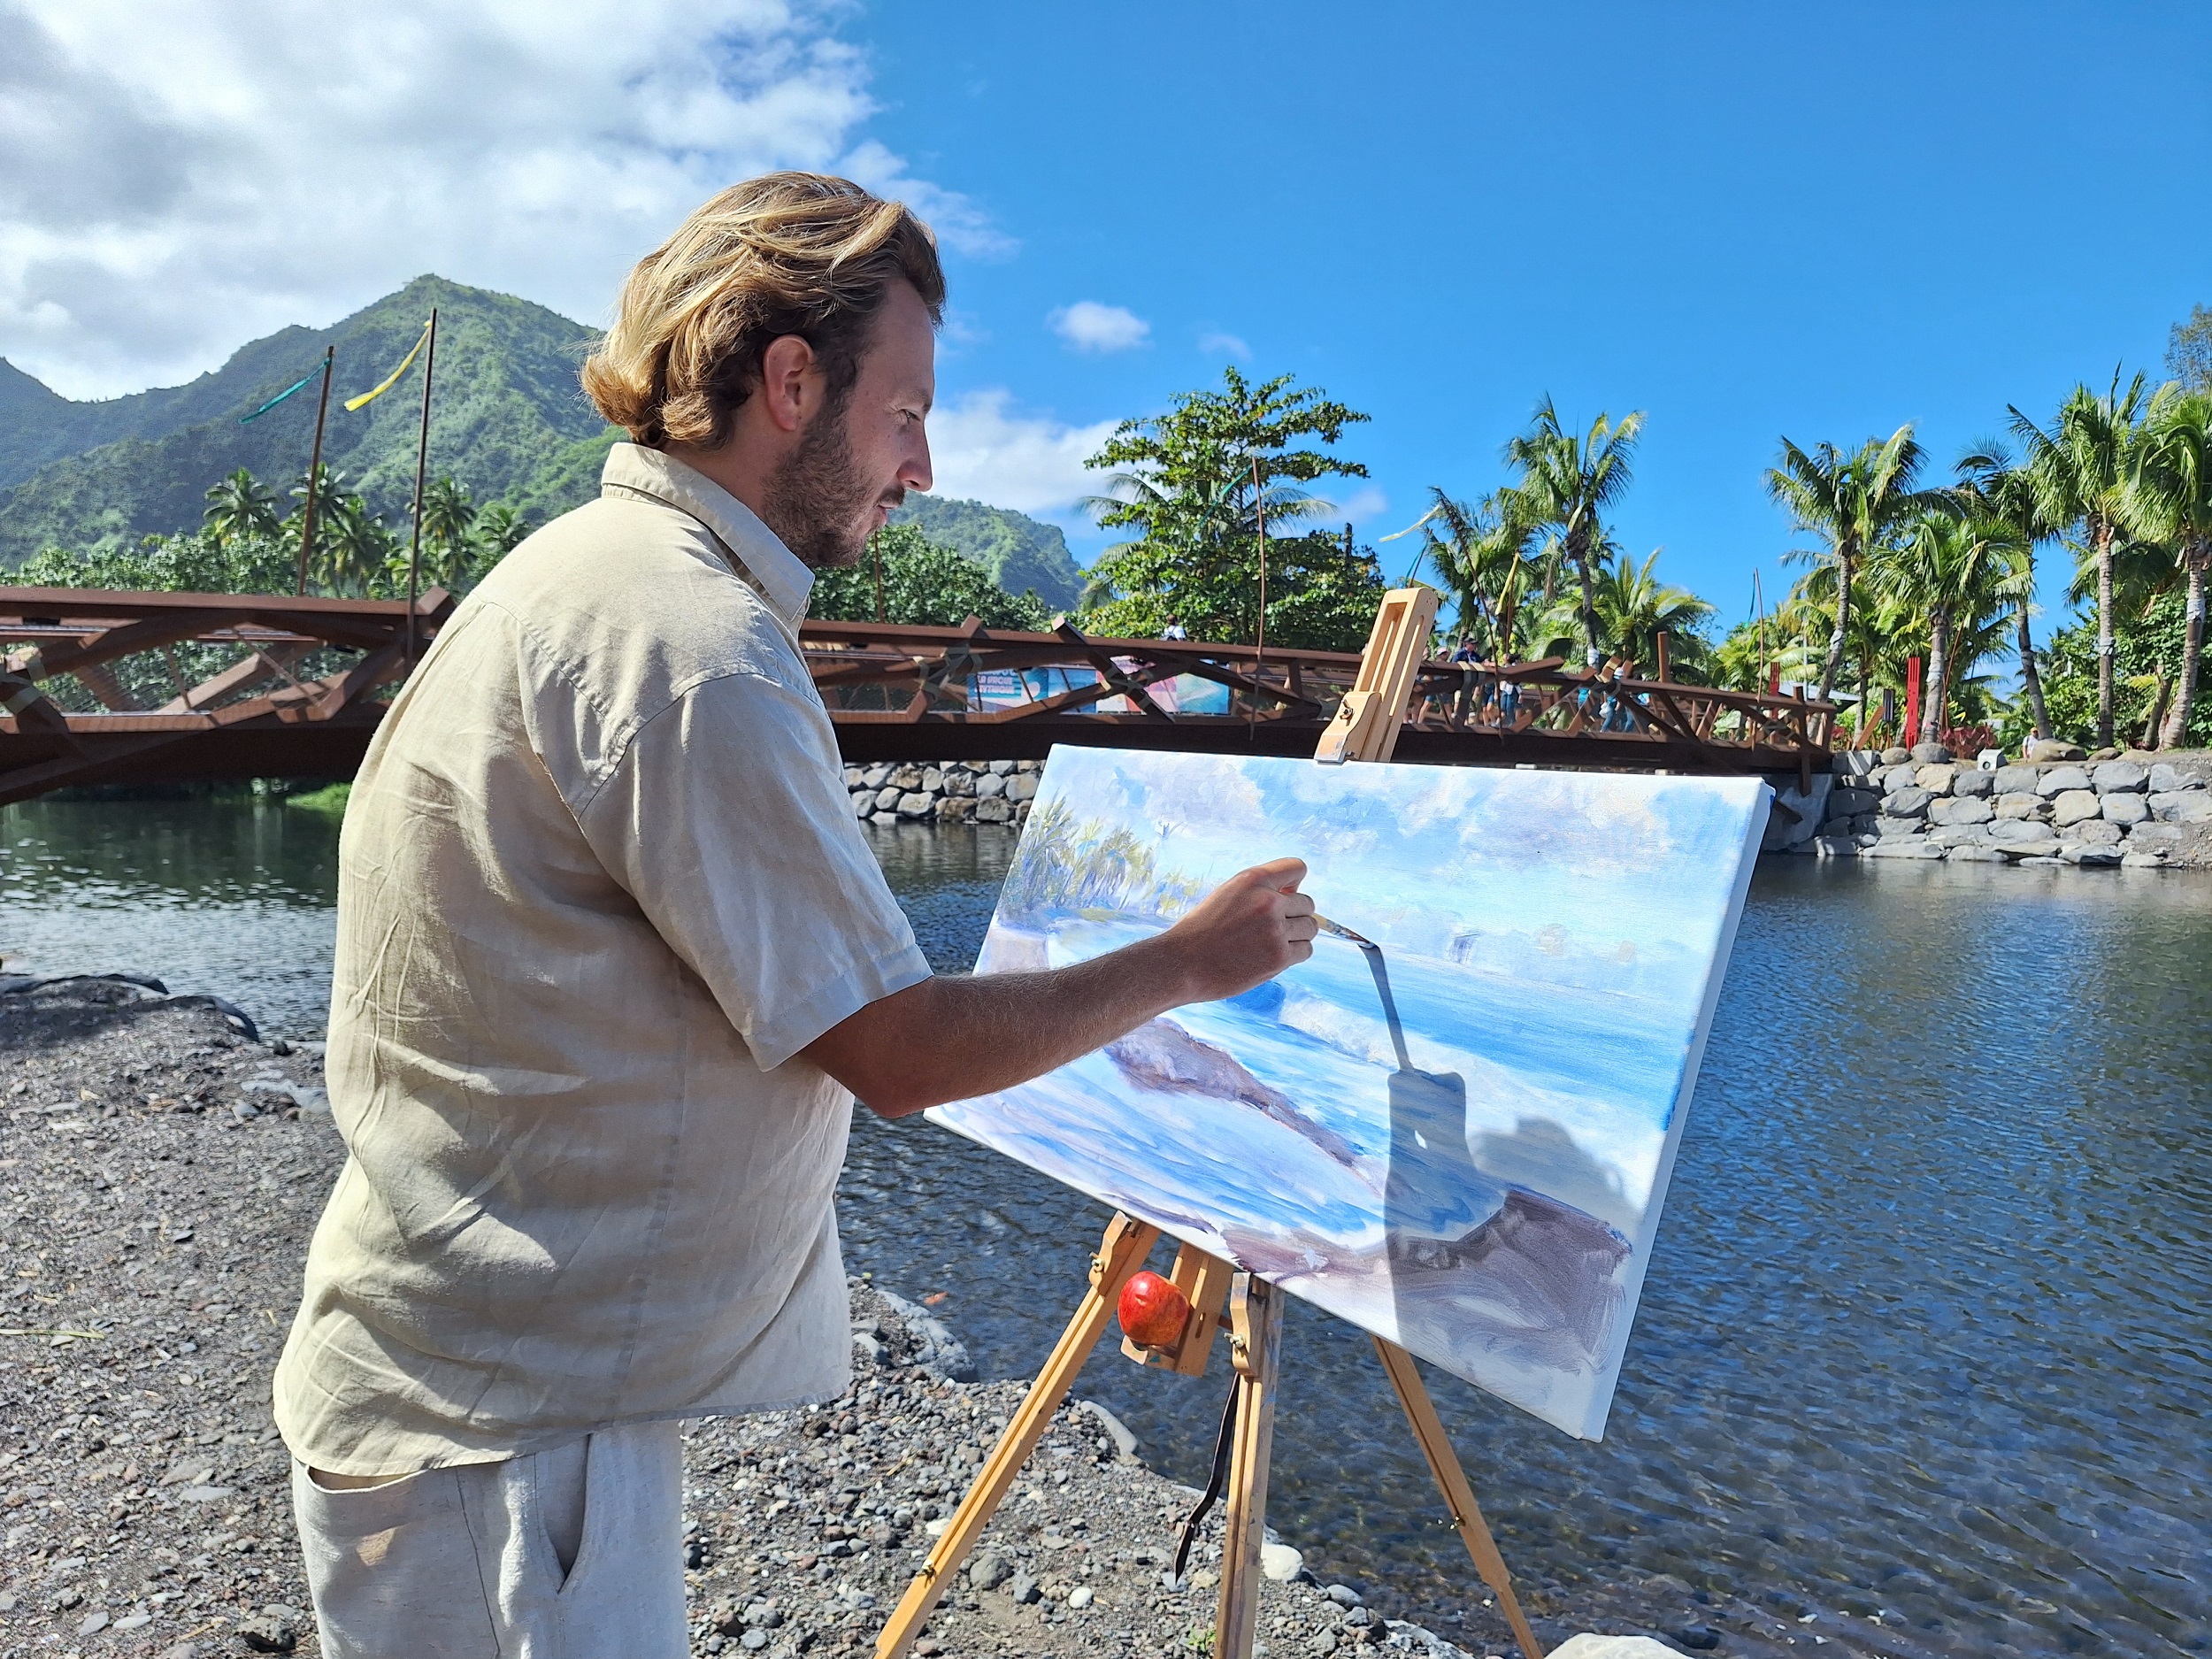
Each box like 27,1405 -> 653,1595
887,493 -> 1085,610
0,277 -> 1091,602
0,276 -> 619,568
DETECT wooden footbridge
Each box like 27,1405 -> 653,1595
0,587 -> 1834,807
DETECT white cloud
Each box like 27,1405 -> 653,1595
925,388 -> 1118,516
1048,300 -> 1149,354
0,0 -> 1004,398
1197,330 -> 1250,359
1338,486 -> 1390,524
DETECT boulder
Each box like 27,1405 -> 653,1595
2036,764 -> 2093,795
2090,746 -> 2122,761
1880,746 -> 1912,765
1986,818 -> 2057,848
2101,793 -> 2151,826
1872,815 -> 1925,838
2151,791 -> 2212,823
896,792 -> 934,818
892,765 -> 925,790
873,787 -> 904,811
2147,762 -> 2206,794
1829,787 -> 1879,817
2063,846 -> 2124,867
1928,795 -> 1993,826
974,797 -> 1013,823
1993,792 -> 2047,820
2026,738 -> 2086,763
2049,788 -> 2104,827
1548,1638 -> 1687,1659
2127,820 -> 2184,846
849,793 -> 872,820
2091,760 -> 2148,794
861,763 -> 896,788
1882,765 -> 1924,794
1993,764 -> 2040,795
1811,835 -> 1862,858
1816,818 -> 1856,840
1909,741 -> 1952,764
1951,768 -> 1995,798
1005,773 -> 1040,802
1761,774 -> 1832,851
920,767 -> 946,793
2017,854 -> 2067,865
2072,820 -> 2125,846
1863,839 -> 1943,858
2122,849 -> 2170,868
1946,845 -> 2008,862
974,772 -> 1007,798
1913,764 -> 1957,795
1881,787 -> 1932,818
1832,750 -> 1879,777
1926,825 -> 1990,848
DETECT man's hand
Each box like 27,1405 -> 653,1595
1154,856 -> 1316,1003
800,857 -> 1316,1117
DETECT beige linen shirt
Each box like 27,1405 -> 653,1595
274,444 -> 929,1476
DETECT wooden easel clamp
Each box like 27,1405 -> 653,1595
873,586 -> 1545,1659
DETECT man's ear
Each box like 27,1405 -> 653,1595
756,334 -> 818,435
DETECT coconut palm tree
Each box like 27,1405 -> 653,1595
2131,388 -> 2212,748
1869,508 -> 2027,743
419,477 -> 479,586
2009,373 -> 2152,749
1954,442 -> 2062,741
472,503 -> 532,559
1590,548 -> 1716,675
1415,488 -> 1542,659
319,494 -> 396,595
1503,399 -> 1645,667
1765,426 -> 1934,703
203,469 -> 282,547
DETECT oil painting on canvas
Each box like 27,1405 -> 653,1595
929,747 -> 1769,1440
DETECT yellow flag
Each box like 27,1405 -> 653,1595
344,320 -> 432,412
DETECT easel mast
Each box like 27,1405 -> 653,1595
875,587 -> 1545,1659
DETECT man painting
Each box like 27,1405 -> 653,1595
275,173 -> 1315,1657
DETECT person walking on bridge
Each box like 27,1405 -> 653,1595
273,172 -> 1317,1659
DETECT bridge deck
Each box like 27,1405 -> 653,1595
0,588 -> 1834,806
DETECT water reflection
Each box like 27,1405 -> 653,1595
5,801 -> 2208,1656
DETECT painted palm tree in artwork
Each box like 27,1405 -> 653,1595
2131,388 -> 2212,748
202,469 -> 282,548
2009,373 -> 2152,749
1869,507 -> 2027,743
1954,441 -> 2062,741
1504,399 -> 1645,667
1764,426 -> 1934,704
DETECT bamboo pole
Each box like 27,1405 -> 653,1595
405,308 -> 440,661
294,348 -> 334,597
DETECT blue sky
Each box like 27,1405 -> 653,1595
7,2 -> 2205,637
856,1 -> 2211,630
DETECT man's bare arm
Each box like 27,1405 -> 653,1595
801,857 -> 1316,1116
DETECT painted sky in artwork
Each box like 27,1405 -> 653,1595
932,749 -> 1768,1439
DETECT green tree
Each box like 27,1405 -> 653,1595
1586,547 -> 1715,676
1410,488 -> 1544,660
1868,508 -> 2027,742
1081,368 -> 1371,647
2038,588 -> 2212,750
2170,303 -> 2212,393
811,524 -> 1053,630
2009,373 -> 2153,748
472,503 -> 533,561
1764,425 -> 1934,703
1954,441 -> 2063,740
1503,400 -> 1644,667
2131,388 -> 2212,747
319,492 -> 397,595
419,477 -> 480,587
202,468 -> 283,547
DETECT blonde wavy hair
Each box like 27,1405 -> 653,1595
582,173 -> 944,449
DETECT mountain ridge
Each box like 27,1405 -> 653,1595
0,277 -> 1084,604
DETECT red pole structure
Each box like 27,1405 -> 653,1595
1904,654 -> 1922,747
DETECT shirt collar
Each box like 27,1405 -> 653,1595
600,442 -> 815,629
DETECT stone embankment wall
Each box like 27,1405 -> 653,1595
1808,745 -> 2212,867
842,758 -> 1042,827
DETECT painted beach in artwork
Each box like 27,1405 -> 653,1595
929,747 -> 1769,1440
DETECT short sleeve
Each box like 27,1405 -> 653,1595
578,670 -> 932,1071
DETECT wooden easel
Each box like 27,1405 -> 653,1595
875,588 -> 1545,1659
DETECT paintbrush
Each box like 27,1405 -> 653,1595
1312,913 -> 1378,949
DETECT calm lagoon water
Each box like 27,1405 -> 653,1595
4,798 -> 2208,1657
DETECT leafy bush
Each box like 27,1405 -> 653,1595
810,524 -> 1053,631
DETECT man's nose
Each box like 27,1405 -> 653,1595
903,426 -> 933,496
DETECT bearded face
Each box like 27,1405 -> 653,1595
762,392 -> 899,570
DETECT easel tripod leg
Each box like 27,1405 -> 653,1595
873,1213 -> 1159,1659
1371,1337 -> 1547,1659
1212,1273 -> 1284,1659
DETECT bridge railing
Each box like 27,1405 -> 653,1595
0,588 -> 1835,803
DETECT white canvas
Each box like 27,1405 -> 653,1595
930,747 -> 1769,1439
